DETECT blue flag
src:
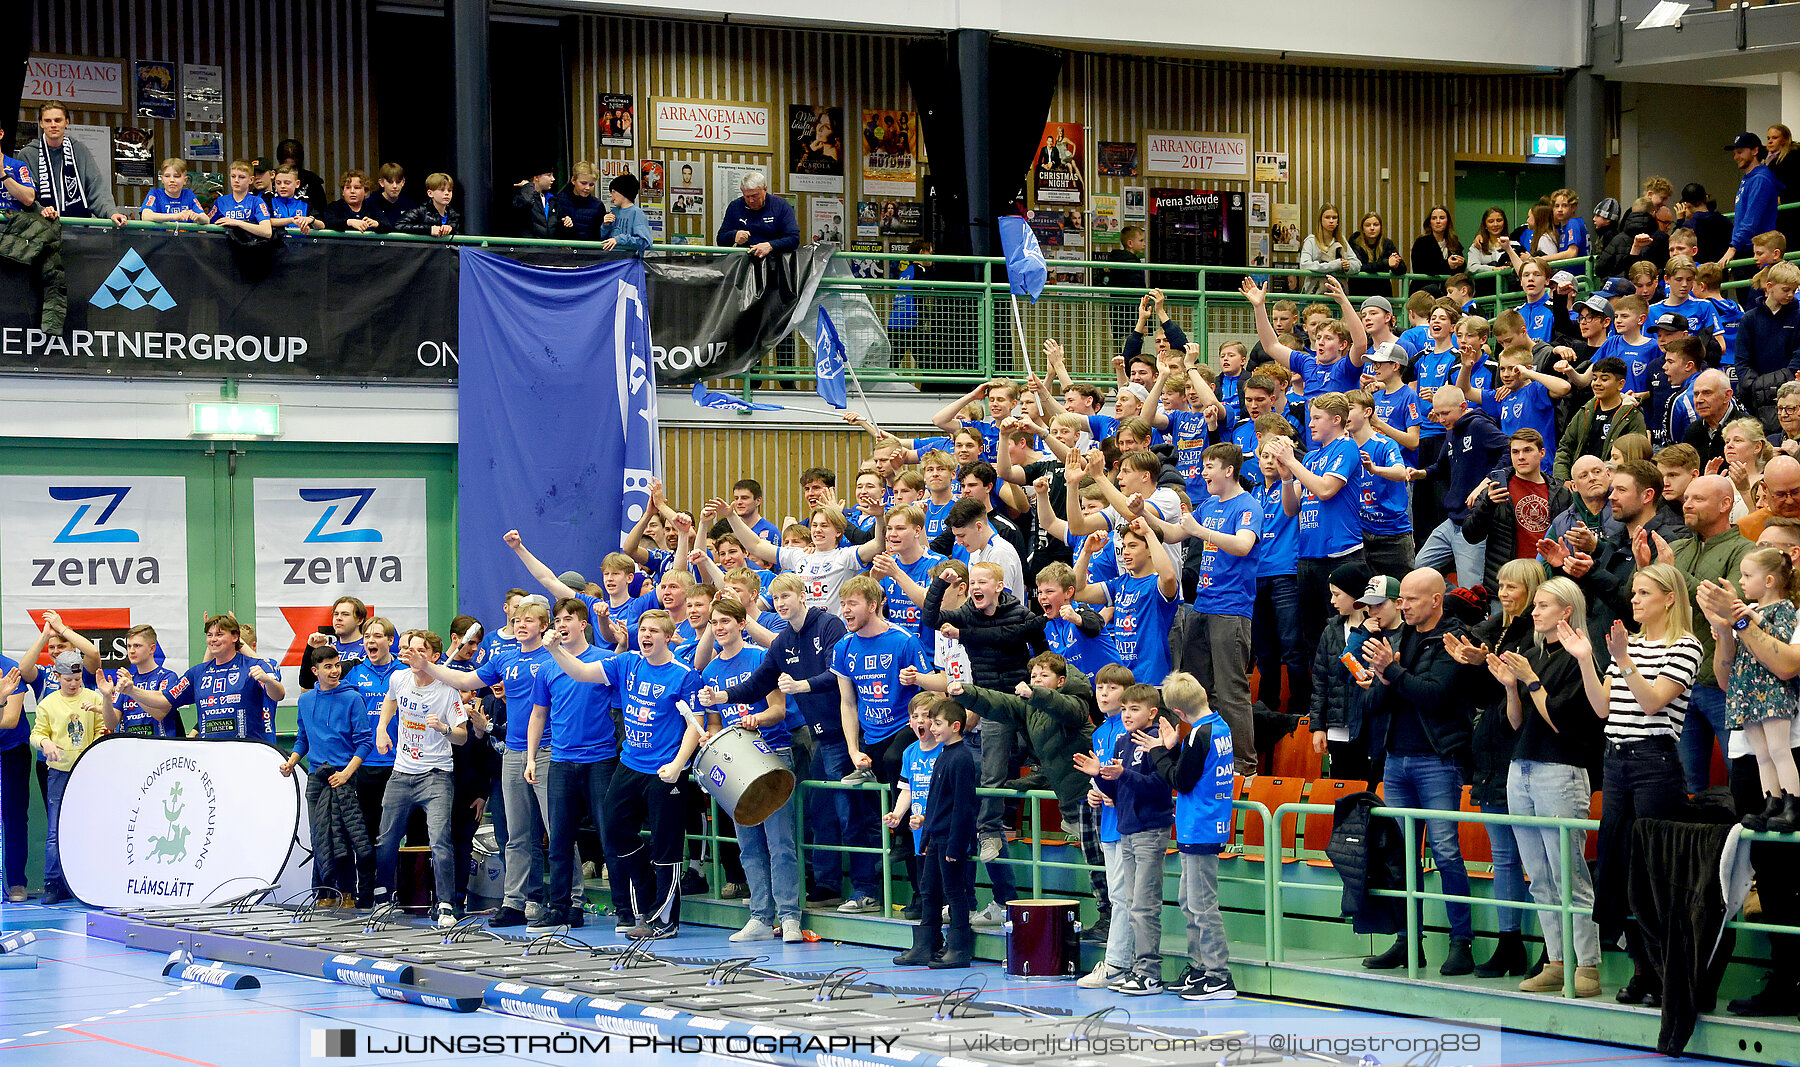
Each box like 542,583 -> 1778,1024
814,307 -> 848,410
689,382 -> 784,412
998,216 -> 1047,302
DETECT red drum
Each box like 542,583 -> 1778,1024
1004,898 -> 1080,979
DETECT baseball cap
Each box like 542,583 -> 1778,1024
518,593 -> 551,612
1122,383 -> 1150,402
1592,197 -> 1623,223
1653,312 -> 1690,333
1580,294 -> 1614,316
1358,576 -> 1401,606
1365,341 -> 1407,364
249,154 -> 273,174
1360,295 -> 1395,317
1598,276 -> 1634,299
557,570 -> 588,590
49,650 -> 84,678
1550,269 -> 1577,288
1727,132 -> 1764,151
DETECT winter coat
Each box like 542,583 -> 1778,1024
921,581 -> 1047,693
1462,613 -> 1534,807
0,207 -> 64,333
1554,398 -> 1647,482
1311,614 -> 1374,747
952,667 -> 1096,806
1325,790 -> 1406,935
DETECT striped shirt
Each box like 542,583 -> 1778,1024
1603,635 -> 1702,743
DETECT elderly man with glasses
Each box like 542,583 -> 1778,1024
1739,453 -> 1800,541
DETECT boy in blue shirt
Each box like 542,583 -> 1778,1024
141,157 -> 206,222
1074,519 -> 1180,685
930,378 -> 1023,464
1363,342 -> 1421,465
1148,672 -> 1237,1000
1648,254 -> 1721,359
1250,418 -> 1308,719
1346,390 -> 1418,579
1487,344 -> 1568,471
267,164 -> 316,234
1512,259 -> 1554,342
598,172 -> 652,252
1268,391 -> 1365,695
115,624 -> 184,738
1245,275 -> 1368,450
280,646 -> 375,905
1074,663 -> 1139,981
1033,562 -> 1120,675
128,615 -> 282,742
1593,295 -> 1658,402
209,159 -> 273,238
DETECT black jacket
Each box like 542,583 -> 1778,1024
1463,613 -> 1534,806
393,205 -> 461,236
918,739 -> 979,858
514,189 -> 558,239
921,580 -> 1046,692
1737,299 -> 1800,428
1367,617 -> 1473,764
553,189 -> 604,241
369,193 -> 416,230
1312,615 -> 1376,747
1325,790 -> 1407,935
1408,234 -> 1461,292
720,607 -> 847,740
1595,210 -> 1669,279
1347,236 -> 1404,297
317,199 -> 387,232
1460,467 -> 1572,594
1682,401 -> 1755,465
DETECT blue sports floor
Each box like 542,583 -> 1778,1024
0,900 -> 1723,1067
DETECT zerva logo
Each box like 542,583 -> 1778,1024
301,488 -> 383,544
51,486 -> 140,543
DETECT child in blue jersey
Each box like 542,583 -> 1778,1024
1149,369 -> 1211,503
1397,290 -> 1436,358
1658,337 -> 1704,447
1244,274 -> 1369,450
1345,391 -> 1418,582
1269,392 -> 1367,685
915,450 -> 960,541
1074,520 -> 1180,685
267,164 -> 317,234
696,598 -> 801,943
837,576 -> 940,910
885,695 -> 942,961
870,504 -> 946,642
115,624 -> 184,738
1489,344 -> 1568,470
140,157 -> 206,222
1648,256 -> 1721,361
1692,262 -> 1742,368
209,159 -> 273,238
280,646 -> 375,904
546,609 -> 701,940
1512,259 -> 1555,342
1250,419 -> 1309,718
931,378 -> 1022,463
1034,562 -> 1121,675
1552,189 -> 1589,258
131,615 -> 282,742
1363,343 -> 1421,466
1074,663 -> 1140,985
1412,298 -> 1465,448
1596,295 -> 1659,402
846,471 -> 886,535
1147,672 -> 1237,1000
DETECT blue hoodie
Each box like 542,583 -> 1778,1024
1731,164 -> 1784,252
293,680 -> 374,770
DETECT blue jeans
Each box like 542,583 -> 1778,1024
44,767 -> 69,891
1478,800 -> 1527,934
1253,574 -> 1307,714
1415,518 -> 1486,591
1383,754 -> 1472,940
736,748 -> 802,925
1678,684 -> 1729,795
811,737 -> 879,899
375,769 -> 455,906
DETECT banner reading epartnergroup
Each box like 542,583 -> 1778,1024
0,227 -> 832,385
252,478 -> 430,692
0,475 -> 191,668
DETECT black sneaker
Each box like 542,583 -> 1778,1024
567,908 -> 585,929
528,909 -> 569,931
1616,974 -> 1662,1005
1081,916 -> 1110,944
1109,971 -> 1164,996
680,870 -> 709,895
1727,976 -> 1800,1016
1182,973 -> 1238,1001
1002,771 -> 1049,793
1167,966 -> 1206,995
901,902 -> 922,921
807,887 -> 844,908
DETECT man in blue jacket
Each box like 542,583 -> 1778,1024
1721,132 -> 1784,267
715,171 -> 800,257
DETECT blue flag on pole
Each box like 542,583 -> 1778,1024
689,383 -> 785,412
998,216 -> 1047,302
814,307 -> 848,409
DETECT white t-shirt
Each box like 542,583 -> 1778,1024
935,630 -> 973,686
777,545 -> 866,613
961,533 -> 1026,601
386,670 -> 468,774
1103,485 -> 1185,570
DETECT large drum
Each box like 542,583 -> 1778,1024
1004,898 -> 1081,979
693,725 -> 795,826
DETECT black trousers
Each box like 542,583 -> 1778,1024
604,765 -> 687,928
915,839 -> 975,943
1596,738 -> 1687,975
1297,549 -> 1365,700
868,727 -> 919,894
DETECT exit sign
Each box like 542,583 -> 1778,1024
1530,135 -> 1567,158
192,402 -> 280,438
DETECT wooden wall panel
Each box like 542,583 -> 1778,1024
25,0 -> 376,214
658,425 -> 884,527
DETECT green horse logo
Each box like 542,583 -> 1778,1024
149,784 -> 189,863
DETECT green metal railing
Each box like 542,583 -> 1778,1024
55,204 -> 1800,393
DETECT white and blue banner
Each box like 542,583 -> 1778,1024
456,251 -> 659,614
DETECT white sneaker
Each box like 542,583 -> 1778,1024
524,901 -> 543,923
781,918 -> 803,943
978,833 -> 1004,863
836,895 -> 880,914
1078,959 -> 1124,988
729,917 -> 777,942
970,902 -> 1006,927
435,903 -> 457,929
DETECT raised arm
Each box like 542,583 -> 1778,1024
504,529 -> 582,600
712,497 -> 781,566
1243,278 -> 1295,370
1135,517 -> 1181,598
931,383 -> 986,436
1324,278 -> 1367,365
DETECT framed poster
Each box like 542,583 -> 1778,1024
1271,204 -> 1301,252
182,64 -> 223,123
653,98 -> 773,151
877,200 -> 922,238
1148,188 -> 1248,287
24,54 -> 125,110
861,110 -> 918,197
1144,131 -> 1250,180
1121,186 -> 1147,221
599,93 -> 635,147
788,104 -> 845,193
810,196 -> 845,243
113,126 -> 155,185
1098,141 -> 1139,177
669,160 -> 704,216
1248,192 -> 1270,228
183,129 -> 223,163
1254,151 -> 1289,183
1033,122 -> 1084,205
639,159 -> 665,199
135,61 -> 176,120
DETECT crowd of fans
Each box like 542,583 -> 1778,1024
5,102 -> 1800,1015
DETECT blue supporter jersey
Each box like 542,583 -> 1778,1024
209,191 -> 270,224
1599,334 -> 1659,395
1042,611 -> 1122,676
530,643 -> 616,763
1196,492 -> 1261,618
1498,381 -> 1557,472
1091,714 -> 1126,842
1227,419 -> 1262,485
901,739 -> 942,851
1558,217 -> 1589,258
144,188 -> 203,216
268,194 -> 310,224
477,644 -> 553,751
1174,710 -> 1236,851
1413,346 -> 1459,438
1164,408 -> 1212,500
607,652 -> 702,775
1290,351 -> 1363,448
1099,571 -> 1178,683
830,628 -> 931,745
881,551 -> 946,639
1397,324 -> 1430,359
923,498 -> 956,540
118,664 -> 184,738
702,644 -> 790,751
1708,296 -> 1744,365
479,628 -> 519,668
1668,378 -> 1699,445
1650,297 -> 1718,341
1086,414 -> 1121,443
1296,435 -> 1364,558
1355,434 -> 1412,536
1066,527 -> 1119,585
166,654 -> 275,742
1515,296 -> 1554,342
0,655 -> 24,751
962,419 -> 1000,463
1460,357 -> 1499,417
1371,383 -> 1421,466
0,155 -> 33,211
345,656 -> 406,767
1254,482 -> 1300,579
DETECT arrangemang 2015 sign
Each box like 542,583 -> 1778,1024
0,228 -> 831,386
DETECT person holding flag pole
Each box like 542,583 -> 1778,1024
999,215 -> 1048,379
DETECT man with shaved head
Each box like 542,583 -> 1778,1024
1355,566 -> 1476,976
1738,454 -> 1800,541
1415,384 -> 1509,589
1681,369 -> 1751,465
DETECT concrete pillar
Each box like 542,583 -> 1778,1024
449,0 -> 492,235
1564,68 -> 1607,206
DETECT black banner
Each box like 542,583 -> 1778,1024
0,228 -> 833,385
